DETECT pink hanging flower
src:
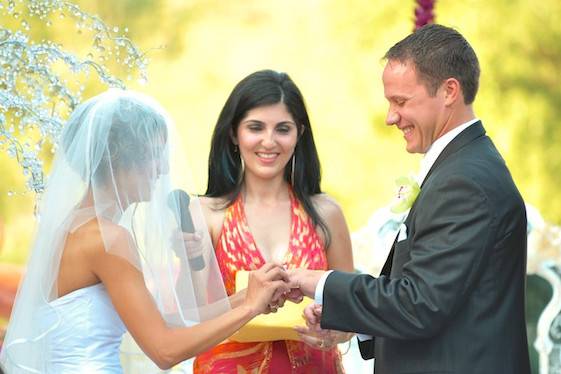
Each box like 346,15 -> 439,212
414,0 -> 436,31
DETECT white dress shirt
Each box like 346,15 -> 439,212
314,118 -> 480,341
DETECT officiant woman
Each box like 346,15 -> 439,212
194,70 -> 354,373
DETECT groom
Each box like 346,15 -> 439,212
290,24 -> 531,374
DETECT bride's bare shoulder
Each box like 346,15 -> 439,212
68,218 -> 136,260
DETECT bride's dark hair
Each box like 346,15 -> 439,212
205,70 -> 330,246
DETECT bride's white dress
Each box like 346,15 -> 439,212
39,283 -> 126,373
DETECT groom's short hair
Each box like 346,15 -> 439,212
384,24 -> 480,105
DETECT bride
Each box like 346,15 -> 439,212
0,89 -> 291,373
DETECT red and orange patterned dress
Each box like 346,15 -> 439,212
194,190 -> 344,373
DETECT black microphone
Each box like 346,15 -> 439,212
167,189 -> 205,270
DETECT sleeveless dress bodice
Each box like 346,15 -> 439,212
39,283 -> 126,373
194,190 -> 344,373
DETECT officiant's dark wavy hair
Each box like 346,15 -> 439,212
205,69 -> 330,245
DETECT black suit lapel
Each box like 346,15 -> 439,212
420,121 -> 486,188
379,121 -> 486,277
380,238 -> 396,276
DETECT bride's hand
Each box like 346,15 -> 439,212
243,263 -> 291,317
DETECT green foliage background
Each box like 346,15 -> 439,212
2,0 -> 559,255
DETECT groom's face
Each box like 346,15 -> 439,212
382,60 -> 447,154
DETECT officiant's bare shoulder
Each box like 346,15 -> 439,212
199,196 -> 229,245
311,194 -> 353,270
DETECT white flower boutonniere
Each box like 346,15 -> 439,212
390,175 -> 420,214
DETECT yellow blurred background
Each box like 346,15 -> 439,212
2,0 -> 560,264
2,1 -> 560,371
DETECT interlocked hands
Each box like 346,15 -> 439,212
243,263 -> 303,317
171,233 -> 352,348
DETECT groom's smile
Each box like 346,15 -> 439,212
382,60 -> 449,154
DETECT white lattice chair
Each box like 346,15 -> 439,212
527,205 -> 561,374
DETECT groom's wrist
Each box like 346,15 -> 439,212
314,270 -> 334,305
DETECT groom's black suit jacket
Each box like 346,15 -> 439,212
321,122 -> 531,374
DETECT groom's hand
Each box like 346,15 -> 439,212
287,268 -> 326,299
303,302 -> 323,327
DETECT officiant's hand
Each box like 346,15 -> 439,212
170,229 -> 204,263
287,268 -> 326,298
295,304 -> 354,350
243,263 -> 293,317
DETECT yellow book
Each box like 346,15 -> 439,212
230,270 -> 312,342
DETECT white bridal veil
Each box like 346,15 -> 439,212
0,89 -> 230,372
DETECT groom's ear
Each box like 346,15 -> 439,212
442,77 -> 461,106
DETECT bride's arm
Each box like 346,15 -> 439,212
91,228 -> 289,370
173,231 -> 247,309
228,288 -> 247,308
